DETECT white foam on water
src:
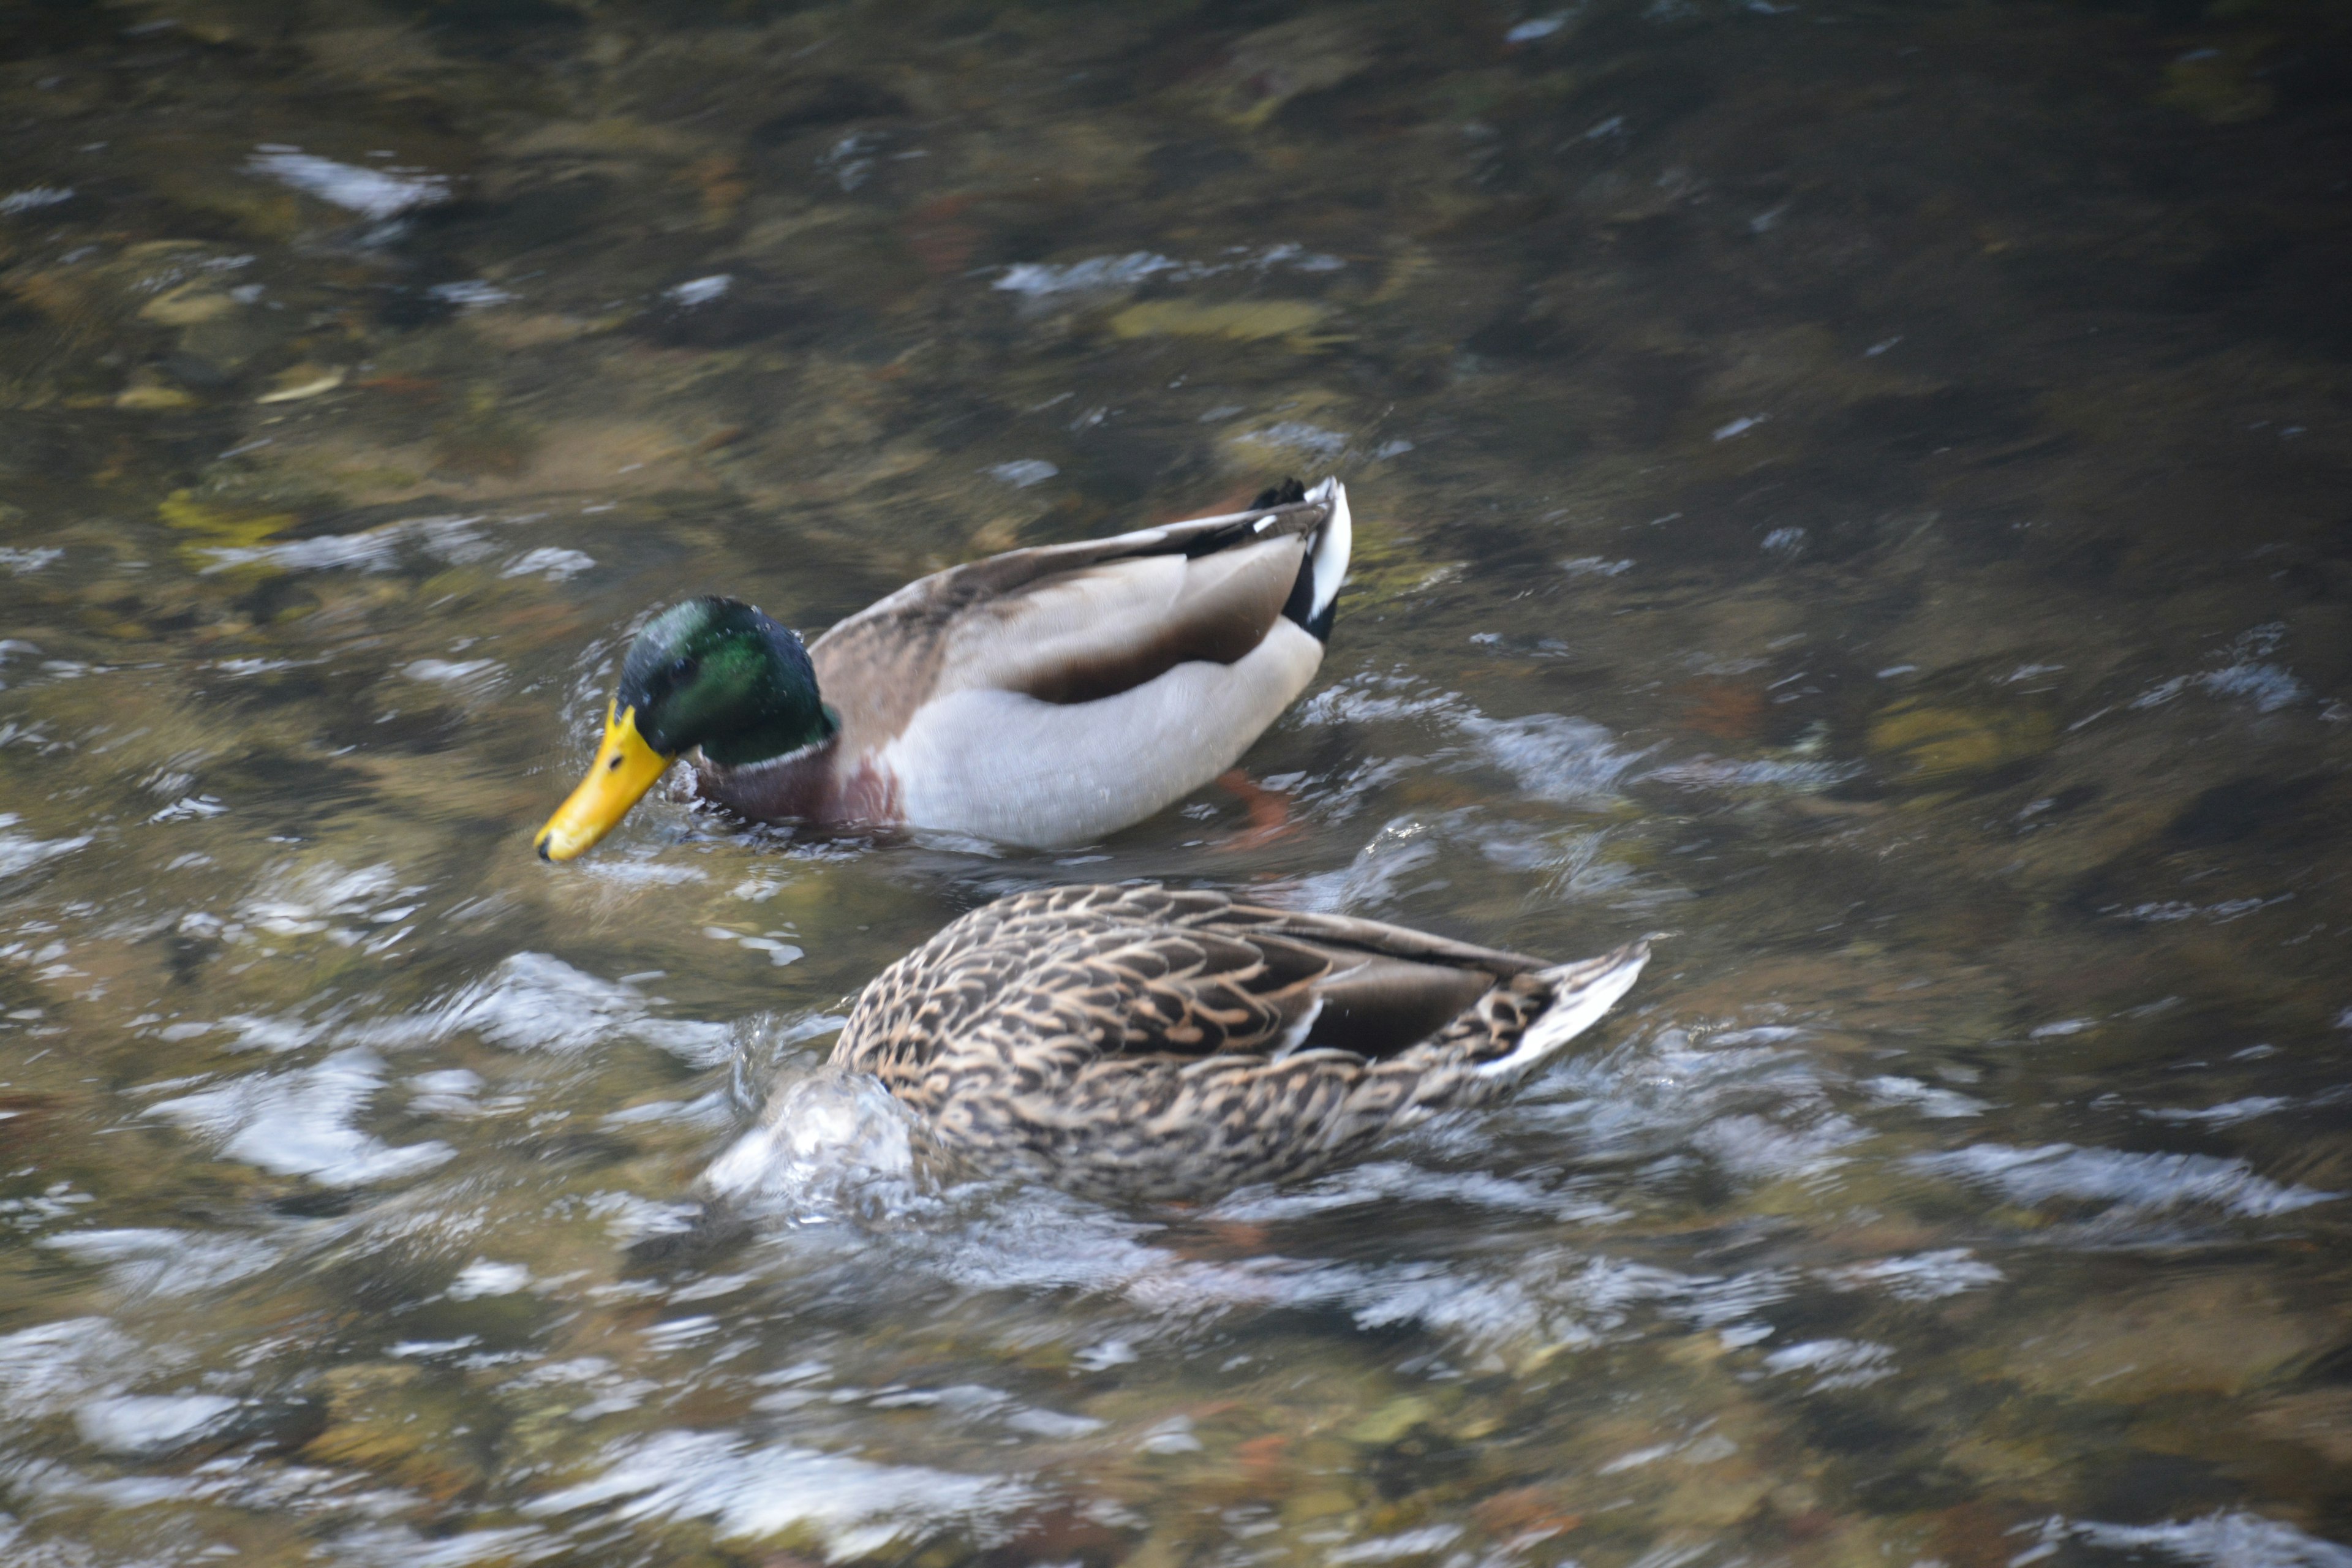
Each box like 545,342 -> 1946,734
148,1049 -> 454,1186
2073,1511 -> 2352,1568
213,1011 -> 336,1052
986,459 -> 1058,487
1294,670 -> 1463,727
1136,1415 -> 1201,1453
1762,1337 -> 1896,1391
525,1428 -> 1035,1558
666,274 -> 732,306
1209,1159 -> 1623,1226
401,657 -> 505,699
1531,1256 -> 1700,1345
1600,1441 -> 1682,1474
448,1259 -> 533,1299
73,1393 -> 239,1453
427,280 -> 516,309
905,1190 -> 1187,1300
41,1227 -> 281,1299
247,149 -> 450,219
2133,626 -> 2309,716
1247,241 -> 1345,272
1646,755 -> 1862,792
1346,1251 -> 1798,1355
1325,1524 -> 1466,1563
197,512 -> 482,575
1458,710 -> 1643,804
587,1191 -> 704,1243
581,857 -> 709,886
1908,1142 -> 2336,1218
2198,663 -> 2306,712
1693,1110 -> 1867,1180
1862,1075 -> 1991,1118
1666,1263 -> 1803,1330
993,244 -> 1343,302
435,951 -> 730,1063
2143,1096 -> 2291,1126
204,530 -> 405,574
236,859 -> 417,943
10,1428 -> 422,1518
1526,1015 -> 1835,1178
503,546 -> 596,581
994,251 -> 1179,296
409,1068 -> 484,1101
1821,1249 -> 2004,1302
209,656 -> 312,675
0,1318 -> 149,1415
603,1090 -> 736,1131
0,186 -> 74,215
745,1162 -> 1807,1363
325,1525 -> 561,1567
1238,421 -> 1349,461
0,813 -> 92,881
442,949 -> 646,1051
1344,1263 -> 1565,1348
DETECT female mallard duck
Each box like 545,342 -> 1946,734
535,478 -> 1351,858
763,883 -> 1650,1202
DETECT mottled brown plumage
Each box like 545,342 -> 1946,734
828,884 -> 1653,1202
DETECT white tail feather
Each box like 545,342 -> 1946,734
1476,939 -> 1651,1078
1304,476 -> 1352,620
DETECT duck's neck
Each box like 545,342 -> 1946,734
703,696 -> 837,768
695,724 -> 843,822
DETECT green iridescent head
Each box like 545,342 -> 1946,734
534,597 -> 833,861
616,597 -> 831,766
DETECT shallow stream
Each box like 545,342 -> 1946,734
2,2 -> 2350,1566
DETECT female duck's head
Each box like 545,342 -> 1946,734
534,597 -> 834,861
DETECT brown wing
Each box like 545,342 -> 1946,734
825,884 -> 1646,1201
840,886 -> 1326,1072
808,497 -> 1331,747
836,884 -> 1552,1085
1079,886 -> 1562,1061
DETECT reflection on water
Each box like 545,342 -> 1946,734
2,0 -> 2350,1563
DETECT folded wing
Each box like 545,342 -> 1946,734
810,494 -> 1335,745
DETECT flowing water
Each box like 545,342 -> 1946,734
3,1 -> 2350,1564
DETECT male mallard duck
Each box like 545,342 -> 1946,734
535,478 -> 1351,859
778,883 -> 1651,1202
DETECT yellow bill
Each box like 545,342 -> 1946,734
535,703 -> 673,861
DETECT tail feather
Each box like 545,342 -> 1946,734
1274,476 -> 1352,641
1475,937 -> 1651,1079
1303,476 -> 1351,636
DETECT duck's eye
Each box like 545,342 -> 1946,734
669,656 -> 698,683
